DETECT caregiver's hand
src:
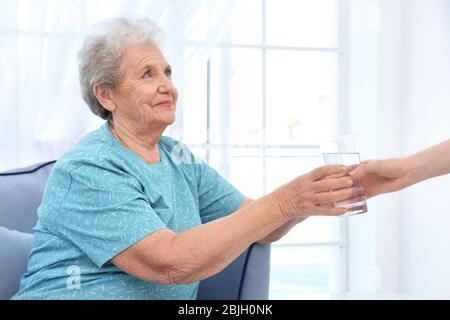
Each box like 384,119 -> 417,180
350,139 -> 450,199
274,165 -> 364,220
349,159 -> 411,198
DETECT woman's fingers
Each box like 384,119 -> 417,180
313,176 -> 354,192
310,165 -> 349,181
313,187 -> 365,205
311,205 -> 348,216
326,172 -> 349,179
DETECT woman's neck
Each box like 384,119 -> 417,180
108,121 -> 164,164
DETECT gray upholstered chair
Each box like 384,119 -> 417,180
0,161 -> 271,300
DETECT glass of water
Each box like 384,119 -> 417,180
320,134 -> 367,216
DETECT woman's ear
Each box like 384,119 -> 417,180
93,84 -> 116,113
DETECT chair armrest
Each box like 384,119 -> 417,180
197,243 -> 271,300
238,243 -> 271,300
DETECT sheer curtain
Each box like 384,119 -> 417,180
0,0 -> 235,171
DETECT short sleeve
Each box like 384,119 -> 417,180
194,157 -> 245,224
51,161 -> 166,268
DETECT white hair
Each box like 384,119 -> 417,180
78,17 -> 164,121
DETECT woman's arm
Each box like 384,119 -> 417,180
351,139 -> 450,198
239,197 -> 305,244
111,165 -> 360,285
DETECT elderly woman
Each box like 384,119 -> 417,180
12,17 -> 362,300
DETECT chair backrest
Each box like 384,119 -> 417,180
0,161 -> 270,300
0,161 -> 56,233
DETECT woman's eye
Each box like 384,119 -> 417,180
142,71 -> 152,79
165,69 -> 172,79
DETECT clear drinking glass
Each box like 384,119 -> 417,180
320,134 -> 367,216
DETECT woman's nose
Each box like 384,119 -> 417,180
157,81 -> 175,94
157,85 -> 168,93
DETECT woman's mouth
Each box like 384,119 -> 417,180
154,100 -> 173,108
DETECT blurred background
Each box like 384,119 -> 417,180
1,0 -> 449,299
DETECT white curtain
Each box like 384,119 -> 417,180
0,0 -> 235,171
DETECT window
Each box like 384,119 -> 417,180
180,0 -> 347,299
1,0 -> 347,298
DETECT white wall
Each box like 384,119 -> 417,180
347,0 -> 450,299
399,0 -> 450,299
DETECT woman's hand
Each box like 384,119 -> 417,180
349,158 -> 411,198
273,165 -> 364,220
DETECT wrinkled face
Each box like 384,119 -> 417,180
111,43 -> 178,132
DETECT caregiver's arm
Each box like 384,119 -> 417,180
111,165 -> 360,285
406,138 -> 450,184
351,139 -> 450,198
239,197 -> 305,244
